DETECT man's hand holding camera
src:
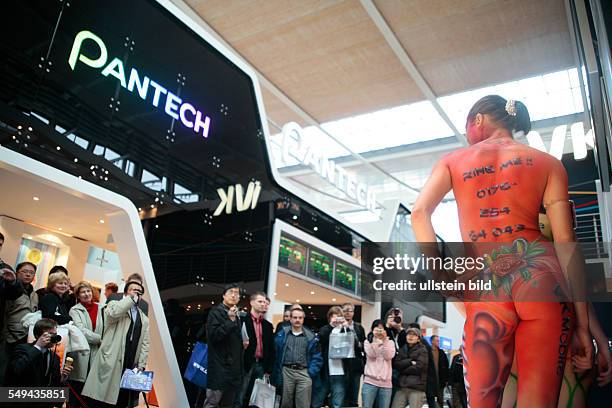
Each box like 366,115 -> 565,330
228,305 -> 239,321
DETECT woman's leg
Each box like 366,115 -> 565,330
390,388 -> 408,408
514,301 -> 574,408
463,302 -> 518,408
361,383 -> 377,408
377,387 -> 392,408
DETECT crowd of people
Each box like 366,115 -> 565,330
1,229 -> 465,408
0,232 -> 150,408
202,282 -> 465,408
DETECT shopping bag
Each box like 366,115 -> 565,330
120,368 -> 154,392
183,341 -> 208,388
329,329 -> 355,359
249,377 -> 276,408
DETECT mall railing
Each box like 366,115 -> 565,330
575,212 -> 609,260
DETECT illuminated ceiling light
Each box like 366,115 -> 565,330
155,197 -> 159,202
150,204 -> 155,209
138,207 -> 142,211
310,291 -> 315,295
155,224 -> 159,229
74,158 -> 78,163
549,125 -> 567,160
28,126 -> 32,131
292,215 -> 298,220
32,196 -> 40,201
58,228 -> 62,231
296,299 -> 300,303
332,298 -> 336,302
56,146 -> 61,151
285,283 -> 289,287
17,125 -> 22,130
99,219 -> 105,224
273,292 -> 277,296
571,122 -> 587,160
308,306 -> 312,309
211,301 -> 215,305
313,226 -> 318,231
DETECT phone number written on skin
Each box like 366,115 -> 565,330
0,387 -> 68,402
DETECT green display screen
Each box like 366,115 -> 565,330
335,261 -> 356,292
308,250 -> 333,284
279,236 -> 307,274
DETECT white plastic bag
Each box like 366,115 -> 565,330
329,329 -> 355,359
249,377 -> 276,408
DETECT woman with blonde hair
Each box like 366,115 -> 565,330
39,271 -> 73,324
68,281 -> 103,407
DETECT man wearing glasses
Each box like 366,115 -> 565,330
4,262 -> 39,352
341,302 -> 366,407
204,283 -> 244,408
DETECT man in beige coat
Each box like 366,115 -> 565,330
82,281 -> 150,407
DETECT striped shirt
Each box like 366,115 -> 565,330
283,330 -> 308,366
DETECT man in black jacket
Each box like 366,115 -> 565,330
233,291 -> 274,408
407,322 -> 439,408
430,335 -> 449,408
341,302 -> 365,407
204,283 -> 244,408
4,318 -> 72,395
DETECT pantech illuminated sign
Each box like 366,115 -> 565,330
281,122 -> 377,213
68,30 -> 211,138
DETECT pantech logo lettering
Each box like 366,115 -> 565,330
214,181 -> 262,216
68,30 -> 211,138
526,122 -> 594,160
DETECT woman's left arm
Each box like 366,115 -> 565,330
411,159 -> 452,243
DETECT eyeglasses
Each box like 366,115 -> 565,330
226,289 -> 240,296
19,270 -> 36,276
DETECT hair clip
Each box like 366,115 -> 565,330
505,99 -> 517,116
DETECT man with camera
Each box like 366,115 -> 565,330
204,283 -> 244,408
4,318 -> 72,388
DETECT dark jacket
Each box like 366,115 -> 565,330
206,303 -> 243,391
0,277 -> 23,336
4,343 -> 62,387
449,354 -> 465,385
0,276 -> 23,300
271,326 -> 323,388
433,346 -> 450,387
318,323 -> 365,378
423,340 -> 437,395
35,287 -> 76,310
39,292 -> 72,325
393,342 -> 428,391
242,313 -> 275,374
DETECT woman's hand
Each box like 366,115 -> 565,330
572,326 -> 594,373
595,338 -> 612,386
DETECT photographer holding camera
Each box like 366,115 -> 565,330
4,318 -> 72,388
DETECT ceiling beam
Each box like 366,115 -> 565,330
360,0 -> 467,145
172,0 -> 420,198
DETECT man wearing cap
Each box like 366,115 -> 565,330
204,283 -> 244,408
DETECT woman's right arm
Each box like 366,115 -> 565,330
543,159 -> 592,369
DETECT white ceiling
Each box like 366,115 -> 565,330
0,166 -> 115,247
